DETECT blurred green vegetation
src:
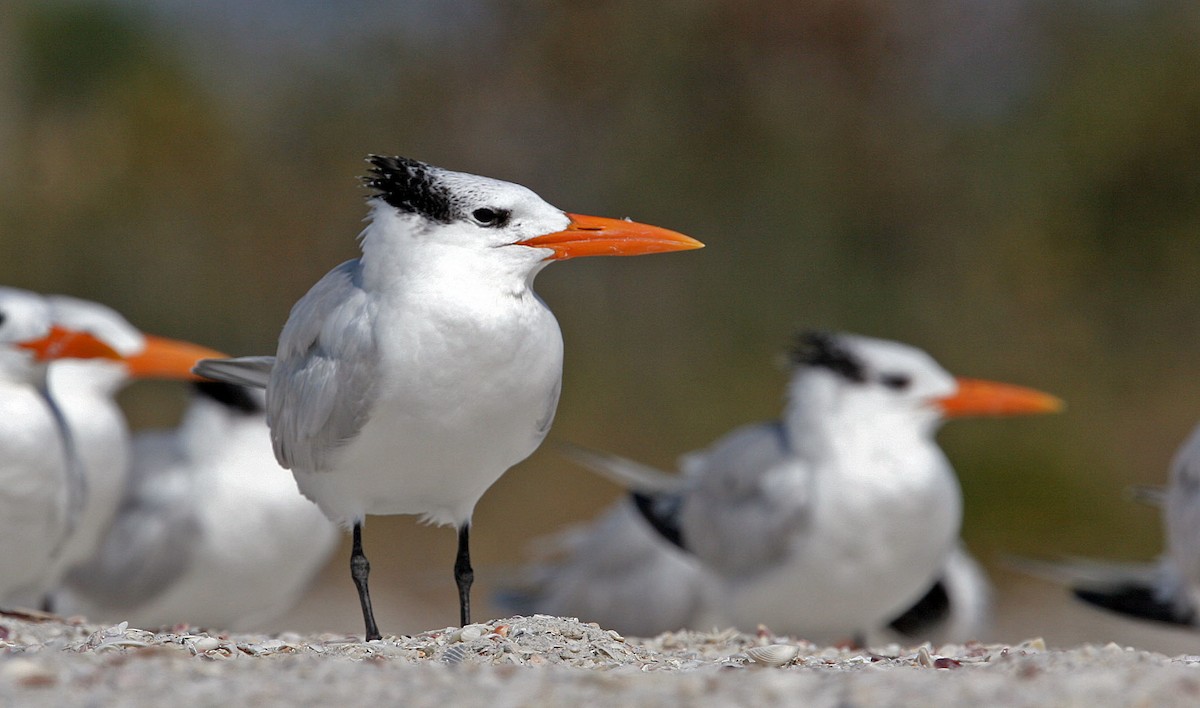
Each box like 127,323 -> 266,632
3,0 -> 1200,611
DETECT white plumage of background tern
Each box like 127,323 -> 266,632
0,287 -> 125,606
195,155 -> 703,640
510,332 -> 1060,644
56,381 -> 339,630
43,295 -> 228,593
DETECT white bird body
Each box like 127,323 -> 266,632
58,383 -> 338,629
706,420 -> 962,640
196,155 -> 703,637
1162,423 -> 1200,616
281,237 -> 563,526
44,297 -> 142,580
0,288 -> 125,606
513,332 -> 1057,642
0,372 -> 71,606
41,296 -> 228,587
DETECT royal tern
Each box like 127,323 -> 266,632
0,287 -> 122,606
43,295 -> 227,587
56,381 -> 339,629
1045,422 -> 1200,627
512,332 -> 1058,643
195,155 -> 703,639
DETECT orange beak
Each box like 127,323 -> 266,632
937,377 -> 1064,418
516,213 -> 704,260
16,325 -> 123,362
123,334 -> 229,380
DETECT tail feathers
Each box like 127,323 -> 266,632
1073,583 -> 1196,627
555,441 -> 682,493
1126,485 -> 1168,508
193,355 -> 275,389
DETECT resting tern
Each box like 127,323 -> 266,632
1045,422 -> 1200,627
195,155 -> 703,639
43,295 -> 227,587
0,287 -> 122,606
512,332 -> 1058,643
56,381 -> 339,630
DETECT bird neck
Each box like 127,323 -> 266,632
782,378 -> 939,459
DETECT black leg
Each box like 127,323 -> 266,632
350,522 -> 382,641
455,524 -> 474,626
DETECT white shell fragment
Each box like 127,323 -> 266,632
450,624 -> 488,643
745,644 -> 801,667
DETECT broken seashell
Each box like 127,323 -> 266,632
745,644 -> 800,667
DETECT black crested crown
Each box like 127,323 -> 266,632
790,331 -> 867,383
362,155 -> 455,224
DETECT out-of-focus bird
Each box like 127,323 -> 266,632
195,155 -> 703,639
0,287 -> 123,606
878,543 -> 992,645
508,332 -> 1059,643
56,381 -> 339,630
1047,423 -> 1200,627
43,295 -> 227,586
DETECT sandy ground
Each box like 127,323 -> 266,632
2,611 -> 1200,706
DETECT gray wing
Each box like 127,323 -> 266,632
268,260 -> 379,473
555,442 -> 683,494
678,420 -> 814,577
63,430 -> 201,609
193,356 -> 276,389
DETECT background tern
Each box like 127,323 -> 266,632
0,287 -> 122,607
508,331 -> 1060,644
57,381 -> 339,630
1028,422 -> 1200,627
196,155 -> 703,639
43,295 -> 227,591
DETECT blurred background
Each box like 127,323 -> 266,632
3,0 -> 1200,652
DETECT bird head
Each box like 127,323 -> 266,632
786,331 -> 1062,435
360,155 -> 703,270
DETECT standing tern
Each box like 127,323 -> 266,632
43,295 -> 228,587
510,332 -> 1059,643
0,287 -> 122,606
1040,422 -> 1200,627
195,155 -> 703,639
57,381 -> 339,630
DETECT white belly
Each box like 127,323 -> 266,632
297,297 -> 564,527
726,454 -> 961,640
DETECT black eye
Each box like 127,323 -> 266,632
0,312 -> 6,327
880,373 -> 911,391
471,208 -> 509,227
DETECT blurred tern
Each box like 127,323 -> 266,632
1042,422 -> 1200,627
0,288 -> 122,606
44,295 -> 227,586
57,381 -> 339,630
512,332 -> 1059,643
195,155 -> 703,639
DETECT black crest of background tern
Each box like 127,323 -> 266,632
362,155 -> 456,224
790,331 -> 867,383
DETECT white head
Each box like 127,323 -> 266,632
356,155 -> 703,286
0,287 -> 125,384
783,331 -> 1061,445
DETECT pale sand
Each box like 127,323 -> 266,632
2,611 -> 1199,707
